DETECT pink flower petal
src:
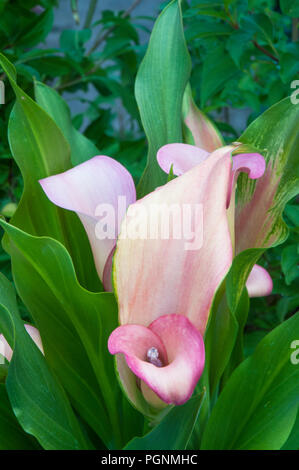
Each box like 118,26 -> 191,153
232,153 -> 266,180
39,156 -> 136,286
108,314 -> 205,406
115,146 -> 233,335
157,145 -> 266,213
102,247 -> 115,292
24,324 -> 44,354
0,324 -> 44,363
235,164 -> 280,253
183,84 -> 224,152
0,334 -> 12,362
246,264 -> 273,297
157,143 -> 210,176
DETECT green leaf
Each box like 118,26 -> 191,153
281,244 -> 299,285
0,273 -> 90,450
60,29 -> 92,60
0,53 -> 101,292
124,392 -> 205,450
204,282 -> 238,398
189,279 -> 250,447
284,204 -> 299,227
200,45 -> 239,106
186,21 -> 233,43
280,52 -> 299,84
27,56 -> 79,77
135,0 -> 191,197
237,97 -> 299,252
201,313 -> 299,450
0,384 -> 40,449
226,30 -> 252,67
185,21 -> 233,41
16,9 -> 54,48
243,13 -> 274,47
280,0 -> 299,17
282,411 -> 299,450
0,219 -> 142,449
34,81 -> 99,165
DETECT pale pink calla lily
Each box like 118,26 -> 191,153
182,83 -> 224,152
109,146 -> 246,410
114,147 -> 234,333
40,156 -> 136,290
156,143 -> 271,298
0,324 -> 44,362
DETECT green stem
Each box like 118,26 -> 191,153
71,0 -> 80,25
84,0 -> 98,29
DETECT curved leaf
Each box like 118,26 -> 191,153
0,384 -> 40,450
201,313 -> 299,450
0,273 -> 89,450
34,81 -> 99,166
124,392 -> 205,450
236,97 -> 299,252
135,0 -> 191,197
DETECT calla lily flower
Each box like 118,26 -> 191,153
0,324 -> 44,362
39,156 -> 136,291
157,143 -> 273,299
40,143 -> 268,412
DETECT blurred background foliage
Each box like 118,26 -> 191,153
0,0 -> 298,344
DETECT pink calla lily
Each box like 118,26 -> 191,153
39,156 -> 136,290
0,324 -> 44,362
157,142 -> 271,299
40,142 -> 267,412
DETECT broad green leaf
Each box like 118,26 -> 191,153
201,313 -> 299,450
0,384 -> 40,450
0,53 -> 100,292
124,392 -> 205,450
0,219 -> 142,449
205,283 -> 249,397
135,0 -> 191,197
0,273 -> 89,450
282,411 -> 299,450
34,81 -> 99,165
226,248 -> 265,314
237,97 -> 299,252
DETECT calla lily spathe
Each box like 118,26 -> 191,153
40,143 -> 269,412
39,156 -> 136,291
156,142 -> 272,298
